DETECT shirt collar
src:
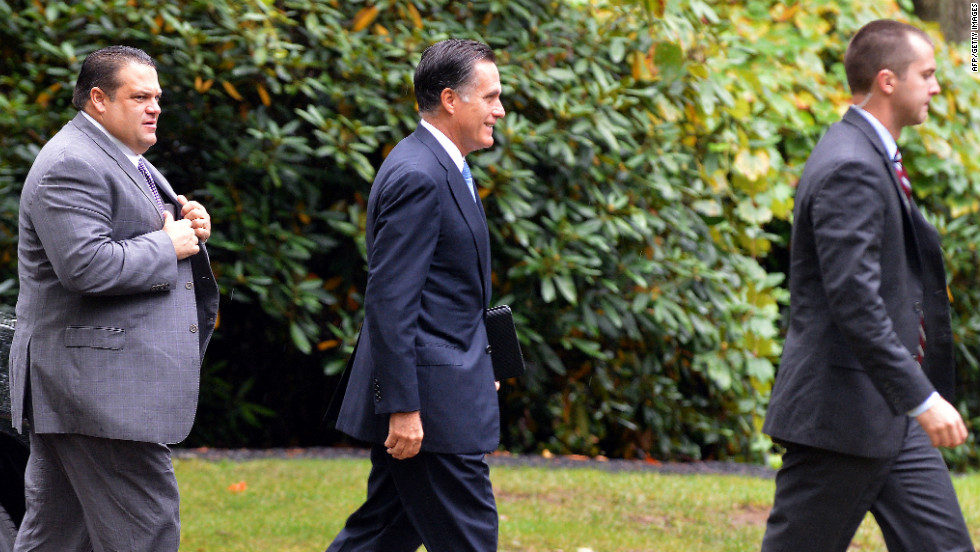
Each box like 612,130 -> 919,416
851,106 -> 899,162
80,110 -> 142,168
419,118 -> 465,172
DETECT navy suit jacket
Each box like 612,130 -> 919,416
763,108 -> 954,458
335,125 -> 500,454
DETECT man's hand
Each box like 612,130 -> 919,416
385,411 -> 423,460
163,211 -> 199,260
178,195 -> 212,242
916,397 -> 968,448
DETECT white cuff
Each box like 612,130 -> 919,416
907,391 -> 940,417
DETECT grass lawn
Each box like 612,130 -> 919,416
175,455 -> 980,551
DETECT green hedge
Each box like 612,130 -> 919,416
1,0 -> 978,464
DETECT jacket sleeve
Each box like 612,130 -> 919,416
364,168 -> 441,415
810,159 -> 935,415
28,152 -> 178,296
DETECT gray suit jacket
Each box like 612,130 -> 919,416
8,113 -> 219,444
763,108 -> 953,458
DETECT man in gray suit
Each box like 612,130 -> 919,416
761,20 -> 972,551
7,45 -> 219,551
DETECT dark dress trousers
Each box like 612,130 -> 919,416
329,125 -> 499,552
761,108 -> 971,552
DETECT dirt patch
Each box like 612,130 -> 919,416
730,503 -> 771,527
494,486 -> 579,507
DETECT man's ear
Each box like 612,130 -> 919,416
874,68 -> 897,96
89,87 -> 108,114
439,87 -> 456,115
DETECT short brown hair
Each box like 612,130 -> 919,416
844,20 -> 932,95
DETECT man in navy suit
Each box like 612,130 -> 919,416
761,20 -> 973,551
326,38 -> 505,552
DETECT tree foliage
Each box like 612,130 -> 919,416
1,0 -> 978,465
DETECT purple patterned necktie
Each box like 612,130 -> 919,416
137,157 -> 166,216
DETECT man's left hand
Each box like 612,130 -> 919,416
178,195 -> 211,242
385,411 -> 423,460
916,397 -> 968,448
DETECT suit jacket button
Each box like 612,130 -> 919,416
185,281 -> 194,290
485,345 -> 492,354
189,324 -> 199,333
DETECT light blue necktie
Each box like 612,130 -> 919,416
461,160 -> 476,202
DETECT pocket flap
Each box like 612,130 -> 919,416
415,345 -> 461,366
64,326 -> 125,350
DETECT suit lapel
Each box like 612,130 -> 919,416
843,108 -> 926,280
71,113 -> 165,216
414,127 -> 492,308
843,108 -> 911,213
473,186 -> 493,302
142,160 -> 179,204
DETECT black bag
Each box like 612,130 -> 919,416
485,305 -> 525,380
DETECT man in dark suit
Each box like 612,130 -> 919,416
9,46 -> 219,551
326,38 -> 505,552
761,20 -> 973,552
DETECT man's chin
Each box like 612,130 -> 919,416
131,140 -> 156,155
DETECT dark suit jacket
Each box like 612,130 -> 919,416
763,107 -> 954,459
335,125 -> 499,454
9,113 -> 219,444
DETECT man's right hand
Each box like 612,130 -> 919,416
385,411 -> 423,460
916,397 -> 968,448
163,211 -> 200,260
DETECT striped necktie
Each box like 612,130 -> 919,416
894,149 -> 912,200
895,149 -> 926,363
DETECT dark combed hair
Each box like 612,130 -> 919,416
414,39 -> 496,114
844,20 -> 932,95
72,45 -> 156,110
